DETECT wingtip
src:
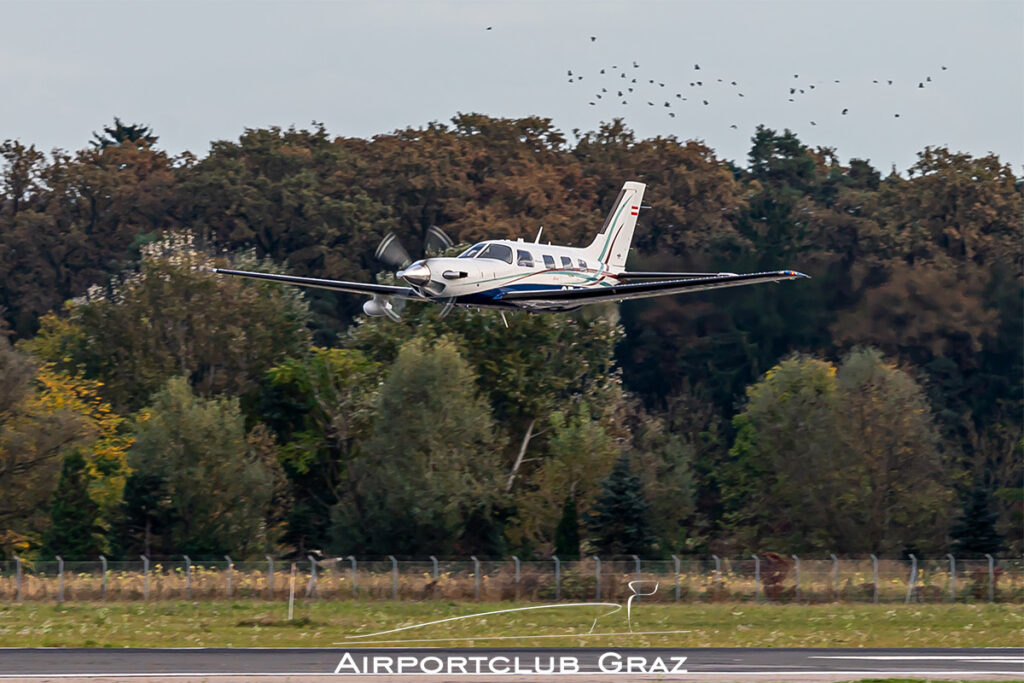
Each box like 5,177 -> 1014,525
789,270 -> 810,279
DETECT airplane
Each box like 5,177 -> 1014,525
212,181 -> 808,323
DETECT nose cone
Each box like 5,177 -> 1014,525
397,261 -> 431,286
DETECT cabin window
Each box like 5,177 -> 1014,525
560,256 -> 573,269
542,254 -> 556,269
459,243 -> 485,259
516,249 -> 535,267
479,243 -> 513,263
578,259 -> 588,270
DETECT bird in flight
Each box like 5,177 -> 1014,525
590,36 -> 596,42
842,108 -> 848,115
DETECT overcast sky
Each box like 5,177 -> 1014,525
2,0 -> 1022,173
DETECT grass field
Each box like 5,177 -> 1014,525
0,600 -> 1019,649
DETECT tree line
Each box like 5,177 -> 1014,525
0,116 -> 1020,560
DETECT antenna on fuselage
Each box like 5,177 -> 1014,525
534,226 -> 543,243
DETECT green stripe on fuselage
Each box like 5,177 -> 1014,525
598,198 -> 630,262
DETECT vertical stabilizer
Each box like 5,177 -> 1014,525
585,181 -> 646,270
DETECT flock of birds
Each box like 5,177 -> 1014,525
486,26 -> 949,133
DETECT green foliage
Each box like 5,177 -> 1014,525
176,124 -> 395,341
91,117 -> 158,149
626,394 -> 701,553
508,402 -> 620,555
1,118 -> 1020,557
127,377 -> 287,557
553,495 -> 580,559
41,449 -> 104,558
329,337 -> 504,555
0,335 -> 130,559
585,455 -> 655,556
951,486 -> 1004,556
22,233 -> 312,412
723,348 -> 952,554
261,347 -> 380,552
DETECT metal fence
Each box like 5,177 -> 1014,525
0,554 -> 1020,604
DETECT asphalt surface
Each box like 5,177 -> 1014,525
0,647 -> 1021,681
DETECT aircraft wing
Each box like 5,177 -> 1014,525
497,270 -> 809,305
210,268 -> 421,299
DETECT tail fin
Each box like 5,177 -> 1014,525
585,181 -> 646,271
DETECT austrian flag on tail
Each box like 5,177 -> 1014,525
630,205 -> 639,216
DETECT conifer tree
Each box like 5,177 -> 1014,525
554,495 -> 580,558
586,456 -> 655,556
42,450 -> 104,558
951,486 -> 1004,556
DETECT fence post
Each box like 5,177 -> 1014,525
141,555 -> 150,601
751,555 -> 760,601
224,555 -> 233,598
288,562 -> 296,621
792,555 -> 800,602
267,556 -> 274,600
830,554 -> 839,601
471,556 -> 480,601
306,556 -> 318,598
388,555 -> 398,600
593,555 -> 601,601
512,555 -> 520,600
905,554 -> 917,603
183,555 -> 192,599
348,556 -> 358,597
632,555 -> 641,580
870,554 -> 879,604
430,555 -> 439,580
983,552 -> 991,602
100,555 -> 108,601
946,554 -> 955,602
56,555 -> 64,603
672,555 -> 680,602
553,556 -> 561,601
14,554 -> 22,602
712,554 -> 721,594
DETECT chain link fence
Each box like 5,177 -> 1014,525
1,554 -> 1020,604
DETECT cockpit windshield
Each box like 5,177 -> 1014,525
458,242 -> 513,264
459,243 -> 486,259
479,243 -> 513,263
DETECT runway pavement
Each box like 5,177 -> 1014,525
0,647 -> 1021,682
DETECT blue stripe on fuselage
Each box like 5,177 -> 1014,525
449,283 -> 583,307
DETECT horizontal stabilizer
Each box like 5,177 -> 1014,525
498,270 -> 809,305
615,271 -> 739,281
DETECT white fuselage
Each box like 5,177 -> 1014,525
412,239 -> 622,305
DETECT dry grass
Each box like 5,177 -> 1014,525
2,557 -> 1021,604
